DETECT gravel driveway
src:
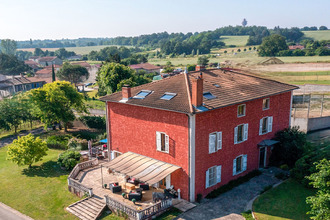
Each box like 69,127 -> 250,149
177,169 -> 282,220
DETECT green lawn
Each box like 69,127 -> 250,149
253,179 -> 315,220
0,122 -> 43,139
0,147 -> 121,219
303,30 -> 330,41
219,35 -> 250,47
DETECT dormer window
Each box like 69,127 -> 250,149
203,92 -> 216,100
161,92 -> 177,100
133,90 -> 152,99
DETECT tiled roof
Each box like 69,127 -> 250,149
38,56 -> 58,62
71,61 -> 91,68
100,68 -> 298,114
36,68 -> 52,75
129,63 -> 161,70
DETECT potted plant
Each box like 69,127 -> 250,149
104,184 -> 107,189
122,193 -> 126,199
132,198 -> 136,205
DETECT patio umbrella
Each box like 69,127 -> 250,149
99,139 -> 107,143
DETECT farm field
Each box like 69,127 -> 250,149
302,30 -> 330,41
219,35 -> 249,47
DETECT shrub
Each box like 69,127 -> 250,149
46,134 -> 72,150
280,164 -> 289,170
71,130 -> 100,140
57,151 -> 81,170
275,172 -> 288,180
79,116 -> 106,130
67,137 -> 88,151
206,170 -> 261,199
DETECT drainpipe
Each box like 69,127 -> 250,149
188,114 -> 196,202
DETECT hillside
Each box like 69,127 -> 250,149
302,30 -> 330,41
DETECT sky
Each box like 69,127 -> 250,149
0,0 -> 329,41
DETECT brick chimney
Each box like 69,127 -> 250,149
122,84 -> 131,100
192,74 -> 203,107
196,65 -> 205,71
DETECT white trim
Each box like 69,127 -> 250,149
289,91 -> 293,127
189,114 -> 196,202
259,116 -> 273,135
237,104 -> 246,117
156,131 -> 169,153
233,154 -> 247,176
235,124 -> 247,144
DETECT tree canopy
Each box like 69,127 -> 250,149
56,62 -> 89,86
0,39 -> 17,55
197,56 -> 209,66
258,34 -> 288,57
0,53 -> 31,75
7,134 -> 48,168
30,81 -> 87,131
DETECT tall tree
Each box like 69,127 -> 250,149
0,54 -> 31,75
0,95 -> 26,133
56,62 -> 89,86
242,18 -> 247,27
0,39 -> 17,55
258,34 -> 288,57
52,64 -> 56,82
30,81 -> 87,131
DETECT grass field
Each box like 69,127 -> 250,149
253,179 -> 315,220
219,35 -> 249,47
0,146 -> 122,219
303,30 -> 330,41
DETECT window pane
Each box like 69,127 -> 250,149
262,118 -> 268,133
236,157 -> 242,172
161,133 -> 166,151
238,125 -> 243,142
203,92 -> 216,100
263,99 -> 269,109
209,167 -> 217,186
238,105 -> 245,116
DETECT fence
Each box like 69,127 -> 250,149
104,195 -> 173,220
67,158 -> 98,197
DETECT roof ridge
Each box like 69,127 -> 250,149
184,73 -> 194,113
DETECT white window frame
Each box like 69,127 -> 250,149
156,131 -> 169,153
209,131 -> 222,154
259,116 -> 273,135
233,154 -> 247,176
263,98 -> 270,110
205,165 -> 221,188
237,104 -> 246,117
234,123 -> 248,144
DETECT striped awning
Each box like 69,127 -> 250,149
104,152 -> 181,185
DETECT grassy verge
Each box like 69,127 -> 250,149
154,207 -> 182,220
0,146 -> 121,219
253,179 -> 315,220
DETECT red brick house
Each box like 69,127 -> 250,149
100,68 -> 297,202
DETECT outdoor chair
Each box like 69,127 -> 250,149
128,191 -> 142,201
109,182 -> 122,193
127,177 -> 139,185
139,183 -> 150,190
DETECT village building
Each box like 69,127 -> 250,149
129,63 -> 161,74
100,68 -> 297,202
36,56 -> 63,67
24,60 -> 41,72
288,45 -> 305,50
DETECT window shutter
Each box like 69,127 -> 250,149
216,165 -> 221,183
244,124 -> 248,141
217,132 -> 222,150
156,132 -> 161,151
165,134 -> 169,153
259,119 -> 263,135
209,133 -> 216,153
268,116 -> 273,133
243,154 -> 247,171
233,159 -> 236,175
234,127 -> 238,144
205,169 -> 209,188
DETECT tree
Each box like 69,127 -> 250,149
0,96 -> 26,133
0,39 -> 17,55
242,18 -> 247,27
258,34 -> 288,57
34,48 -> 44,56
197,56 -> 209,66
30,81 -> 87,131
97,62 -> 135,95
306,159 -> 330,220
0,53 -> 31,75
319,26 -> 328,30
237,48 -> 241,52
7,134 -> 48,168
52,64 -> 56,82
56,62 -> 89,86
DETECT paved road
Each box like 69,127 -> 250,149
0,127 -> 45,148
0,202 -> 33,220
177,169 -> 282,220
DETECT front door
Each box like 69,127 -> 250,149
259,147 -> 266,168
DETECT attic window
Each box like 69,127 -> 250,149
161,92 -> 177,100
203,92 -> 216,100
133,90 -> 152,99
213,84 -> 220,88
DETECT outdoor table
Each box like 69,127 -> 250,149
125,183 -> 135,191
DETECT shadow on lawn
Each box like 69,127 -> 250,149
22,161 -> 70,177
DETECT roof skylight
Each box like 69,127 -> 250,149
160,92 -> 177,100
133,90 -> 152,99
203,92 -> 216,100
213,84 -> 220,88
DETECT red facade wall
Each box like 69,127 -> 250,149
107,102 -> 190,200
194,91 -> 292,198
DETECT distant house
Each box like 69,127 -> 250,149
71,61 -> 92,69
0,75 -> 46,99
71,61 -> 100,83
37,56 -> 63,67
288,45 -> 305,50
35,65 -> 61,79
67,55 -> 83,61
129,63 -> 161,74
24,60 -> 41,72
29,56 -> 40,62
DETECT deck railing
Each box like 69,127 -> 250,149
104,195 -> 173,220
67,158 -> 98,197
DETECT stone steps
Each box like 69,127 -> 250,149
66,196 -> 106,220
